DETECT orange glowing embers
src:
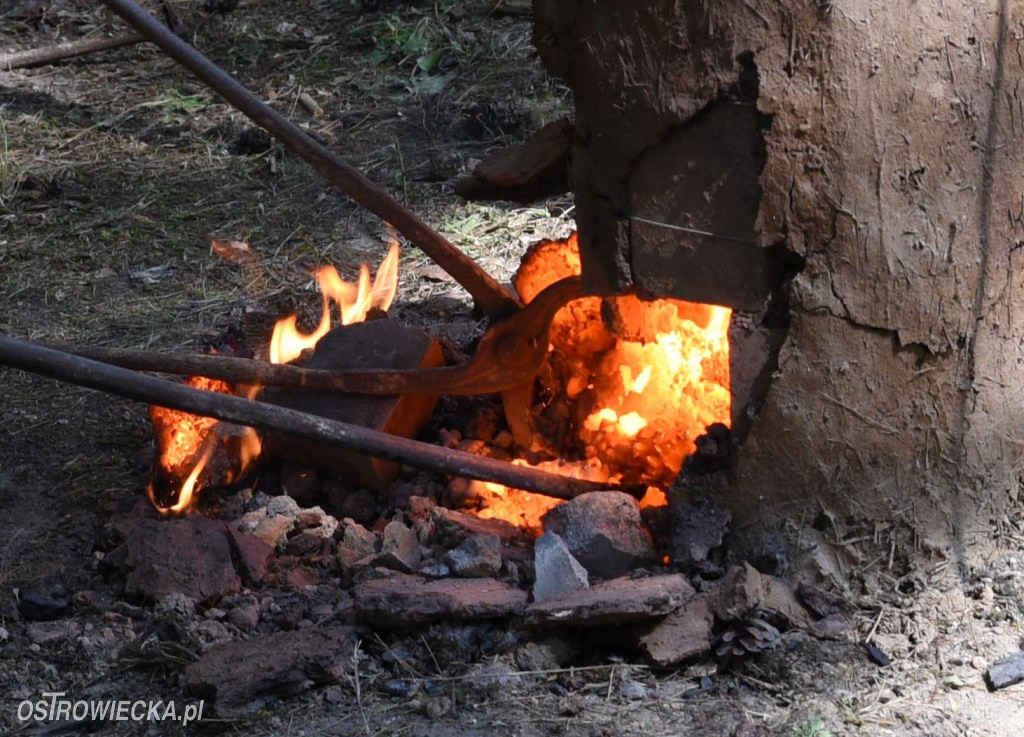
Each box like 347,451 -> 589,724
148,242 -> 400,515
147,376 -> 261,514
465,232 -> 732,528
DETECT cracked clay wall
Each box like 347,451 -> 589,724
535,0 -> 1024,575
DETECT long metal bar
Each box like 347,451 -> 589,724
101,0 -> 521,320
0,334 -> 641,500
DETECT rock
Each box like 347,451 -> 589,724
639,595 -> 715,665
156,592 -> 196,618
514,639 -> 576,671
444,534 -> 502,577
433,507 -> 522,544
17,591 -> 69,621
354,575 -> 528,626
225,525 -> 273,585
184,626 -> 359,717
193,619 -> 233,650
236,511 -> 295,550
669,496 -> 731,568
112,518 -> 240,603
524,574 -> 693,627
280,464 -> 320,505
418,562 -> 450,579
542,491 -> 656,579
266,494 -> 302,519
984,651 -> 1024,691
533,531 -> 589,602
228,602 -> 260,632
620,680 -> 650,700
374,521 -> 422,573
337,519 -> 379,571
340,489 -> 378,527
712,564 -> 811,628
749,532 -> 788,576
462,661 -> 524,697
26,620 -> 81,646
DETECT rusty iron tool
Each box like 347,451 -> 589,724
0,333 -> 646,500
102,0 -> 521,321
61,276 -> 584,398
59,276 -> 583,448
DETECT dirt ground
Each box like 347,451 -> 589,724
1,1 -> 1023,735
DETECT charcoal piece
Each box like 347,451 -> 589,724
261,321 -> 444,492
184,626 -> 359,717
669,495 -> 731,568
682,423 -> 733,475
864,642 -> 892,667
17,591 -> 69,622
984,651 -> 1024,691
380,679 -> 419,697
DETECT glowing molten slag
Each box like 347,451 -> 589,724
270,242 -> 399,365
466,232 -> 732,531
148,243 -> 400,515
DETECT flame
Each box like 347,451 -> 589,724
270,241 -> 400,365
150,242 -> 400,515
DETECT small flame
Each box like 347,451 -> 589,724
149,242 -> 400,515
270,241 -> 400,365
157,440 -> 214,515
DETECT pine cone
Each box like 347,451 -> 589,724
715,617 -> 780,671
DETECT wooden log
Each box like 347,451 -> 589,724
0,334 -> 643,501
102,0 -> 521,321
0,31 -> 144,70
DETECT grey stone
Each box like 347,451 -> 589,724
444,534 -> 502,577
533,531 -> 589,602
26,620 -> 81,646
542,491 -> 656,578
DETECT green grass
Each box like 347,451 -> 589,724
793,716 -> 832,737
